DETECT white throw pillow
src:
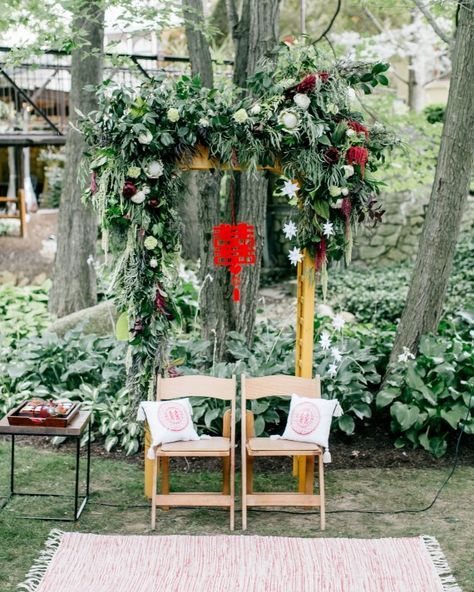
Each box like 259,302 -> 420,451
280,394 -> 343,462
137,399 -> 199,459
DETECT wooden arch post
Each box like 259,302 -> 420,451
144,146 -> 316,498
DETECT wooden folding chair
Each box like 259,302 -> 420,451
151,374 -> 236,530
241,374 -> 325,531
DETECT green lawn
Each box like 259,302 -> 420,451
0,441 -> 472,592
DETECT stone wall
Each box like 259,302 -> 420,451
267,188 -> 474,268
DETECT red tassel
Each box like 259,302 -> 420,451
314,237 -> 327,271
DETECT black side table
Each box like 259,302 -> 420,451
0,410 -> 91,521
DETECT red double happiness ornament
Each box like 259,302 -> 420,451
213,223 -> 256,302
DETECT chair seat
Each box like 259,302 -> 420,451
158,437 -> 231,456
247,437 -> 322,456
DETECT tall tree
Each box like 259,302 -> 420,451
182,0 -> 231,359
390,0 -> 474,362
49,0 -> 104,317
227,0 -> 282,343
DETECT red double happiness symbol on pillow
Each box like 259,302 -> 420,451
158,402 -> 189,432
290,402 -> 321,435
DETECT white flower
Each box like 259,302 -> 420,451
288,246 -> 303,266
398,347 -> 415,363
346,128 -> 356,137
233,108 -> 248,124
341,187 -> 349,196
343,164 -> 354,178
322,221 -> 335,237
293,93 -> 311,111
282,179 -> 299,199
331,199 -> 343,209
283,220 -> 297,240
347,87 -> 356,101
250,103 -> 262,115
199,117 -> 210,127
138,130 -> 153,145
131,190 -> 146,204
278,110 -> 299,131
326,103 -> 339,114
149,258 -> 158,269
331,347 -> 343,362
126,166 -> 141,178
320,331 -> 331,350
332,315 -> 346,331
144,236 -> 158,250
167,108 -> 180,122
145,160 -> 164,178
328,363 -> 338,377
329,185 -> 342,197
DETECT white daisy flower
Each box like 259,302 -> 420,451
332,315 -> 346,331
283,220 -> 297,240
288,246 -> 303,266
331,347 -> 343,362
320,331 -> 331,350
281,179 -> 299,199
328,363 -> 338,377
322,221 -> 335,237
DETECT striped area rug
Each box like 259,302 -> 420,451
19,530 -> 461,592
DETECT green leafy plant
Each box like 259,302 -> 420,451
376,314 -> 474,457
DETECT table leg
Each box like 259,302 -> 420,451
11,434 -> 15,494
86,423 -> 91,497
74,436 -> 80,520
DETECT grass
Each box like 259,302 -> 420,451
0,441 -> 473,592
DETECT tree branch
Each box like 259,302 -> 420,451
313,0 -> 341,44
412,0 -> 452,45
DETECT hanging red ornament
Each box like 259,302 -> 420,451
213,223 -> 256,302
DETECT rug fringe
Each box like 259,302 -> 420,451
421,535 -> 463,592
17,529 -> 64,592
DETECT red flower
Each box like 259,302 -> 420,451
346,146 -> 369,177
155,287 -> 174,320
295,73 -> 317,94
347,119 -> 369,139
123,180 -> 137,198
90,172 -> 97,194
318,71 -> 330,83
324,147 -> 340,165
148,199 -> 160,209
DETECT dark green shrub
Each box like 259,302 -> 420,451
423,104 -> 445,124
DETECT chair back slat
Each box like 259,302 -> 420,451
157,375 -> 236,401
243,374 -> 320,400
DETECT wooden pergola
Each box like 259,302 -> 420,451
144,144 -> 317,496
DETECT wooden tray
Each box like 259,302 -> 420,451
7,401 -> 80,428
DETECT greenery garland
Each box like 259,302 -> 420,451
81,39 -> 397,403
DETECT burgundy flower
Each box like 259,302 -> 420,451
295,73 -> 317,94
318,71 -> 330,83
347,119 -> 369,139
123,180 -> 137,198
132,319 -> 144,335
346,146 -> 369,177
315,237 -> 327,271
90,172 -> 97,194
155,288 -> 174,320
148,198 -> 160,209
167,366 -> 182,378
341,197 -> 352,221
324,147 -> 340,165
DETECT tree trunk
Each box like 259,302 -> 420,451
389,0 -> 474,363
229,0 -> 281,343
49,0 -> 104,317
183,0 -> 230,359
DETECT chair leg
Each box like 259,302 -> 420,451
230,452 -> 235,532
242,447 -> 247,531
151,458 -> 158,530
318,454 -> 326,531
223,456 -> 230,495
305,456 -> 314,495
161,457 -> 170,512
246,456 -> 253,494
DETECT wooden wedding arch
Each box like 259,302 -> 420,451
144,144 -> 316,496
